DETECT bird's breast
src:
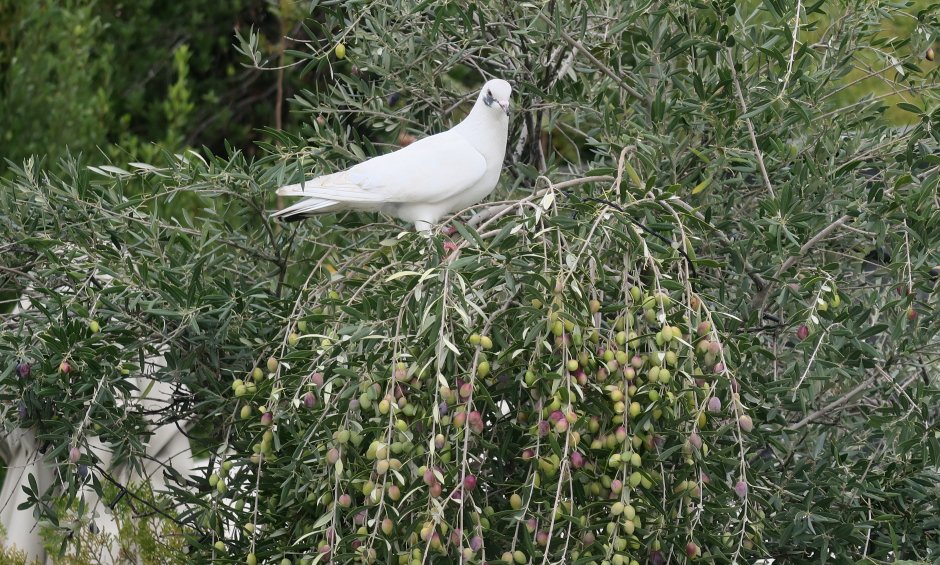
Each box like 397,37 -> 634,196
446,162 -> 502,213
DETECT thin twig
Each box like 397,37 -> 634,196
584,197 -> 699,280
752,214 -> 851,309
791,327 -> 827,393
668,199 -> 768,291
779,0 -> 803,97
775,215 -> 851,279
94,465 -> 195,532
465,175 -> 616,228
788,376 -> 872,430
726,47 -> 775,199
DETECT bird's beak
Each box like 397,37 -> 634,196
497,100 -> 510,116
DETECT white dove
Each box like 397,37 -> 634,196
271,79 -> 512,232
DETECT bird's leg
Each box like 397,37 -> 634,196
438,222 -> 459,254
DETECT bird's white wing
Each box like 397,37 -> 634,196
276,132 -> 487,205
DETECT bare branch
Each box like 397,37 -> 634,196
726,48 -> 775,199
788,377 -> 872,431
752,214 -> 852,309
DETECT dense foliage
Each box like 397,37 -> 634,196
2,1 -> 940,564
0,0 -> 314,168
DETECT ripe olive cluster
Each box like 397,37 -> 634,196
496,282 -> 753,564
217,271 -> 755,564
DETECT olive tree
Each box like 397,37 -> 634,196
2,0 -> 939,563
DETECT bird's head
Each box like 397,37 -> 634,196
479,79 -> 512,117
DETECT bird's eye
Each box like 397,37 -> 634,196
487,90 -> 492,97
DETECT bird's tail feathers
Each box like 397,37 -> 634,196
270,198 -> 338,221
276,182 -> 317,196
276,175 -> 377,203
276,172 -> 347,195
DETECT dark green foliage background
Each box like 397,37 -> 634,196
0,0 -> 312,167
1,1 -> 940,564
